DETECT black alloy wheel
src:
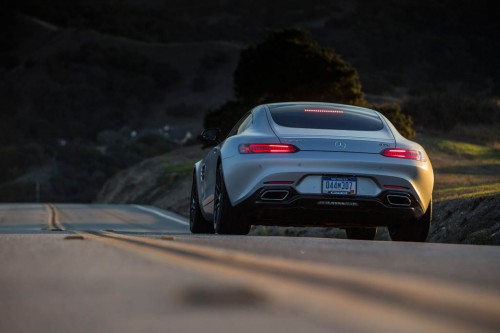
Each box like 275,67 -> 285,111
389,200 -> 432,242
213,164 -> 251,235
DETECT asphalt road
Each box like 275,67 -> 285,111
1,203 -> 499,333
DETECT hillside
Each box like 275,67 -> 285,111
3,14 -> 241,139
96,144 -> 207,215
9,0 -> 499,95
0,14 -> 241,202
1,0 -> 499,202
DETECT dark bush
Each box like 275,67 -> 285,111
0,143 -> 45,183
204,100 -> 250,138
0,182 -> 35,202
403,90 -> 500,130
49,141 -> 117,202
200,51 -> 230,71
234,29 -> 365,106
205,29 -> 367,137
128,133 -> 174,158
370,103 -> 416,140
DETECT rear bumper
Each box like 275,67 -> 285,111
222,151 -> 434,211
234,186 -> 425,228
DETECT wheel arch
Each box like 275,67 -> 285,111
192,161 -> 212,221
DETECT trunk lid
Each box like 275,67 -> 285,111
276,129 -> 395,154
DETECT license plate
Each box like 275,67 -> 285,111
322,176 -> 357,195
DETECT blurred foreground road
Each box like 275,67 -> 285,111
1,203 -> 499,333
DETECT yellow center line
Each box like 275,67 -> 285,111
46,203 -> 65,231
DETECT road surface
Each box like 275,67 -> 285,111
1,203 -> 499,333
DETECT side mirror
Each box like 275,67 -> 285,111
200,128 -> 221,144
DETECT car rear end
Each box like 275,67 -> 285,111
221,102 -> 433,228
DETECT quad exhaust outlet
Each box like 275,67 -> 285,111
260,190 -> 289,201
386,194 -> 412,206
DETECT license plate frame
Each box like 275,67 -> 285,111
322,176 -> 357,195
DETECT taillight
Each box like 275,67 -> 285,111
381,149 -> 422,161
304,109 -> 344,114
239,144 -> 299,154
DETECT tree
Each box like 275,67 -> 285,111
371,103 -> 416,140
235,29 -> 365,105
205,29 -> 367,135
204,100 -> 249,139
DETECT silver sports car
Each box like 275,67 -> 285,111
190,102 -> 434,241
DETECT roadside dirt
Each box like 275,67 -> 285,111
430,195 -> 500,245
96,145 -> 208,216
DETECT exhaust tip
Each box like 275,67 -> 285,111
387,194 -> 411,206
260,190 -> 289,201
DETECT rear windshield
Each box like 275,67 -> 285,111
269,106 -> 384,131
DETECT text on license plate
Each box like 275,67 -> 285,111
322,177 -> 357,195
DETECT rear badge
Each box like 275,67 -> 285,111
317,201 -> 359,206
334,141 -> 347,150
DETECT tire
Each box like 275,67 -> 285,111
189,172 -> 214,234
389,200 -> 432,242
213,164 -> 251,235
346,227 -> 377,240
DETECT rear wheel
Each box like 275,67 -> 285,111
189,172 -> 214,234
389,200 -> 432,242
345,227 -> 377,240
214,164 -> 251,235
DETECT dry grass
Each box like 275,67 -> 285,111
447,124 -> 500,150
419,128 -> 500,201
434,182 -> 500,202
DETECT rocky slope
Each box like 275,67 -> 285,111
96,145 -> 207,216
430,195 -> 500,245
